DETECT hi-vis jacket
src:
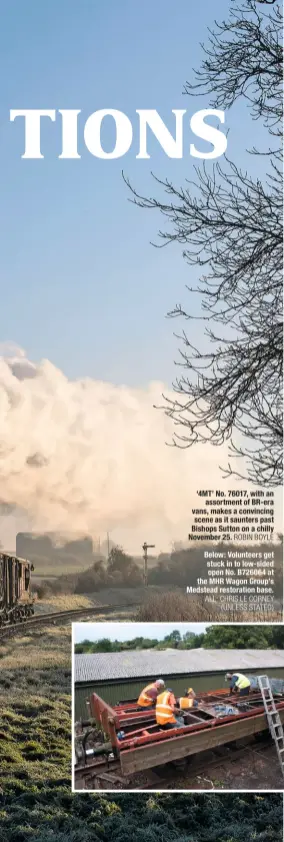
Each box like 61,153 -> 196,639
156,690 -> 177,725
232,673 -> 250,690
137,683 -> 157,707
178,696 -> 194,710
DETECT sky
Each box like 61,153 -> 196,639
0,1 -> 279,553
0,0 -> 266,387
73,622 -> 209,644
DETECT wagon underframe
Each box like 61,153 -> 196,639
88,688 -> 284,775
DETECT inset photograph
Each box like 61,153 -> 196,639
72,621 -> 284,791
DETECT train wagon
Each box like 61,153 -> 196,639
0,552 -> 34,625
74,684 -> 284,787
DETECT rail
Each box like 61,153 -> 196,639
74,737 -> 281,791
0,603 -> 138,642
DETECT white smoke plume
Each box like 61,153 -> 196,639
0,343 -> 270,554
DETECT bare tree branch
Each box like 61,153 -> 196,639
123,0 -> 283,486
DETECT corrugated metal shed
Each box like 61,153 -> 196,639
74,667 -> 284,720
75,648 -> 284,684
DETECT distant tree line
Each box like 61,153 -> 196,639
147,541 -> 283,596
36,539 -> 283,600
36,545 -> 143,598
74,623 -> 284,654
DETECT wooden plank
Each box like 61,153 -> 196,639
120,708 -> 284,775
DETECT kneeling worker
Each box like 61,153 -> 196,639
156,687 -> 184,729
177,687 -> 199,710
137,679 -> 165,709
225,672 -> 251,696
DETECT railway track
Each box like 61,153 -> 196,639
74,738 -> 281,791
0,603 -> 138,642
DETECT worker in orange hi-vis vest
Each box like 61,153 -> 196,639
177,687 -> 199,711
156,688 -> 184,729
137,679 -> 165,710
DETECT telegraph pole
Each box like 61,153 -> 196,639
142,541 -> 155,587
107,532 -> 110,560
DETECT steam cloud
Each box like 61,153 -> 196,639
0,344 -> 234,552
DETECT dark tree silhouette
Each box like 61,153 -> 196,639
124,0 -> 283,487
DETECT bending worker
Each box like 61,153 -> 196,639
137,679 -> 165,709
177,687 -> 199,710
156,687 -> 184,729
225,672 -> 251,697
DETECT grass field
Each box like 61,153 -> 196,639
0,623 -> 71,795
0,604 -> 133,797
0,612 -> 283,840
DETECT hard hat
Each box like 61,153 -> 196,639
225,673 -> 232,680
156,679 -> 165,686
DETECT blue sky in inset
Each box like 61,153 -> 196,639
74,621 -> 208,643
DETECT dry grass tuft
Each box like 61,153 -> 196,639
135,592 -> 283,622
135,592 -> 218,621
35,593 -> 94,613
0,624 -> 71,670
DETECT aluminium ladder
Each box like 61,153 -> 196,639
258,675 -> 284,778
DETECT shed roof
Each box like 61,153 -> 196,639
74,648 -> 284,684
